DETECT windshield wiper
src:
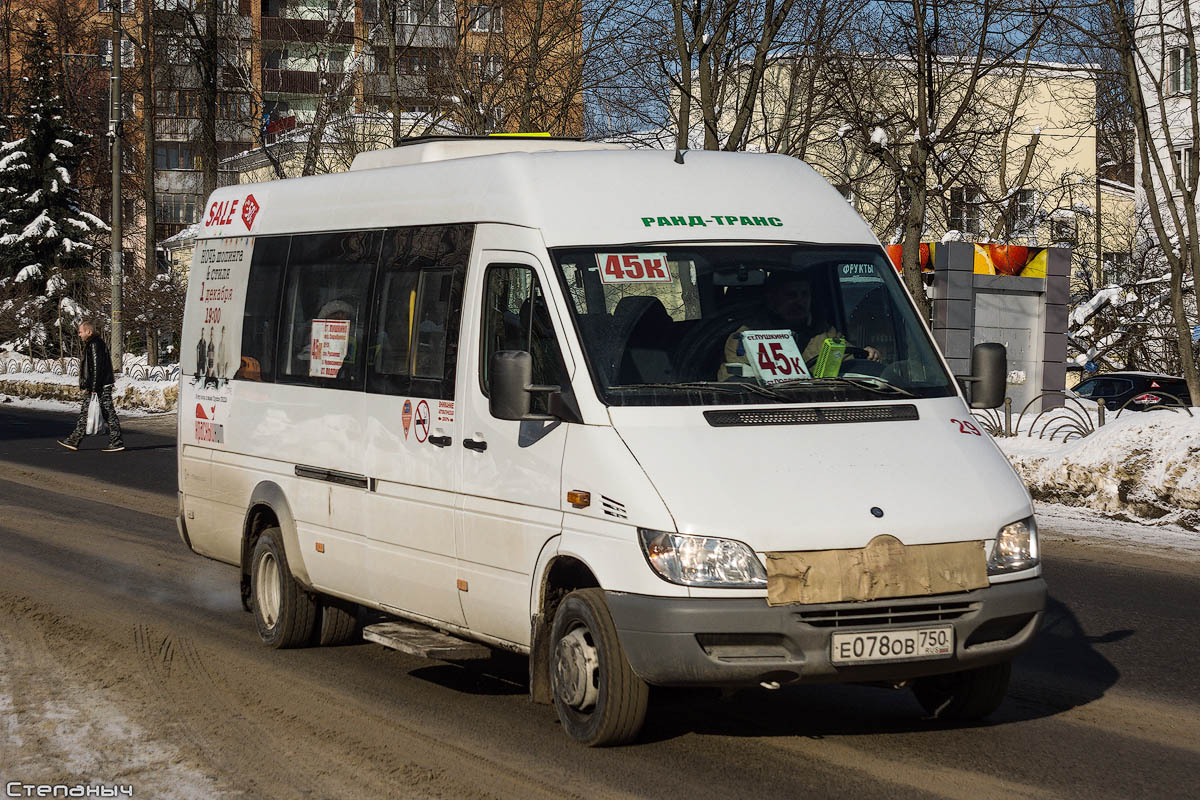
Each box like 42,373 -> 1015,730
769,376 -> 917,398
613,381 -> 793,402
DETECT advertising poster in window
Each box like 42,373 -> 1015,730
181,236 -> 254,448
309,319 -> 351,378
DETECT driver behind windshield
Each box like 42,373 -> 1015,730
718,270 -> 880,381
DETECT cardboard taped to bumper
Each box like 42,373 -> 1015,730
765,535 -> 988,606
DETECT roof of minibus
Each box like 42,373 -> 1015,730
196,149 -> 880,249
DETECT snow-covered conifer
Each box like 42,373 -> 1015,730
0,18 -> 108,355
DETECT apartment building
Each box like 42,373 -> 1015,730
1134,0 -> 1200,217
8,0 -> 582,257
250,0 -> 583,158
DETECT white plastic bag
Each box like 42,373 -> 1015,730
85,395 -> 107,436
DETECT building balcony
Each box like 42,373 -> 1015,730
156,117 -> 198,139
363,73 -> 430,97
263,68 -> 320,94
260,16 -> 354,44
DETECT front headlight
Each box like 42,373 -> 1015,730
988,517 -> 1039,574
638,529 -> 767,587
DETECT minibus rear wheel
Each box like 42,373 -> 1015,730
250,527 -> 317,648
549,588 -> 649,746
315,597 -> 359,646
912,660 -> 1011,722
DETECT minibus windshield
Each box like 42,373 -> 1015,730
552,244 -> 956,406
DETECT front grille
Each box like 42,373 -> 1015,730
795,599 -> 978,628
704,404 -> 918,427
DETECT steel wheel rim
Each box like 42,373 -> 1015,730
553,622 -> 600,712
255,550 -> 281,629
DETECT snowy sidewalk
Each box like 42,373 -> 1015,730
1035,501 -> 1200,559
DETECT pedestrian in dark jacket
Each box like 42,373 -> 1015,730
58,321 -> 124,452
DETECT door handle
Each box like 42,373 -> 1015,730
463,438 -> 488,452
429,435 -> 452,448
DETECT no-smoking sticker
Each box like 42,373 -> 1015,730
414,399 -> 430,443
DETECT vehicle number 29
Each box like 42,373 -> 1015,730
831,626 -> 953,664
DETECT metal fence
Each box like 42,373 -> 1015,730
972,392 -> 1193,442
0,354 -> 180,383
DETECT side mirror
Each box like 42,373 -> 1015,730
964,342 -> 1006,409
489,350 -> 558,421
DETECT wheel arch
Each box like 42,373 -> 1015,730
240,482 -> 310,612
529,550 -> 601,704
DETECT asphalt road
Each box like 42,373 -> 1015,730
1,403 -> 1198,799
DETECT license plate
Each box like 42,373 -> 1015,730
831,626 -> 954,665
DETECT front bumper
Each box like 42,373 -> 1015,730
606,578 -> 1046,687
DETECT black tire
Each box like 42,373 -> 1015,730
913,661 -> 1012,722
549,588 -> 649,746
315,596 -> 359,646
250,527 -> 317,649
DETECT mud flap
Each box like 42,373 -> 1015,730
528,613 -> 553,704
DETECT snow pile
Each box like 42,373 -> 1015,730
0,371 -> 178,412
997,411 -> 1200,529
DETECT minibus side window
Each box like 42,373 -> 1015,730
479,264 -> 569,412
276,229 -> 381,389
412,269 -> 454,379
237,235 -> 289,382
366,224 -> 471,400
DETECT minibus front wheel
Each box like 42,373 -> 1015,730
550,589 -> 649,746
250,527 -> 317,648
912,660 -> 1012,722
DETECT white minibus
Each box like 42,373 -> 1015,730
178,137 -> 1044,746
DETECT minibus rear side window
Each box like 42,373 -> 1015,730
277,229 -> 381,389
237,235 -> 289,382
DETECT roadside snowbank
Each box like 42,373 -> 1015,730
0,371 -> 177,412
998,410 -> 1200,530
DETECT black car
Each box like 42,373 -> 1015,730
1071,371 -> 1193,410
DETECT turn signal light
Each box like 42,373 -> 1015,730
567,490 -> 591,509
315,542 -> 325,553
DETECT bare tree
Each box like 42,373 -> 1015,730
505,0 -> 591,133
141,0 -> 158,364
662,0 -> 801,151
747,0 -> 860,160
1094,0 -> 1200,401
823,0 -> 1058,319
373,0 -> 448,145
1065,203 -> 1182,374
0,0 -> 29,120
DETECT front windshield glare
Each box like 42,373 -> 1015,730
552,244 -> 954,406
